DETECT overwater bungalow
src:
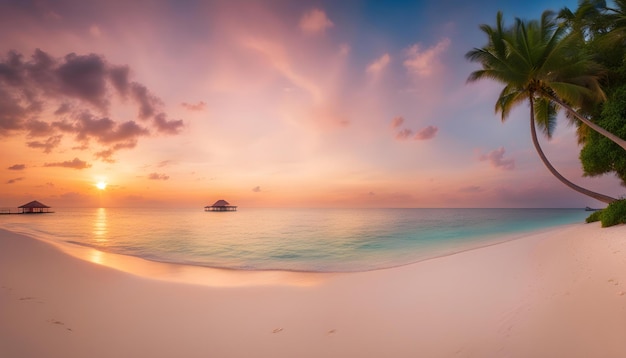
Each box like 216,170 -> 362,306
18,200 -> 52,214
204,199 -> 237,212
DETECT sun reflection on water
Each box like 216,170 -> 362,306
92,207 -> 108,243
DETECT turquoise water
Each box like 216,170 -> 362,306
0,208 -> 589,272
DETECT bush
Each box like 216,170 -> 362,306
586,209 -> 603,223
599,199 -> 626,227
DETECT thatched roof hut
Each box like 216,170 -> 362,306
18,200 -> 52,214
204,199 -> 237,212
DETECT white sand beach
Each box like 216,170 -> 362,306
1,223 -> 626,358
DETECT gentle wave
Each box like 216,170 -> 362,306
0,207 -> 590,272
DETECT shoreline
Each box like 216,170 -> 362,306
0,219 -> 588,277
2,223 -> 626,357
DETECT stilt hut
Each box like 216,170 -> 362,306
204,199 -> 237,212
18,200 -> 52,214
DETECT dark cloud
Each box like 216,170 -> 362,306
148,172 -> 169,180
109,65 -> 130,96
130,82 -> 162,120
51,118 -> 75,132
0,51 -> 24,86
479,147 -> 515,170
94,149 -> 115,163
73,114 -> 116,141
6,177 -> 24,184
54,102 -> 72,115
25,119 -> 55,137
153,113 -> 184,134
28,49 -> 57,91
252,186 -> 261,192
181,101 -> 207,111
0,49 -> 184,159
8,164 -> 26,170
57,53 -> 108,109
27,134 -> 62,153
76,113 -> 149,144
0,88 -> 26,134
44,157 -> 91,169
414,125 -> 438,140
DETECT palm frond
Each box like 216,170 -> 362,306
496,85 -> 527,121
548,81 -> 604,106
533,97 -> 558,138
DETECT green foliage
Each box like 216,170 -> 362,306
585,209 -> 603,223
579,86 -> 626,184
587,199 -> 626,226
600,199 -> 626,227
561,0 -> 626,186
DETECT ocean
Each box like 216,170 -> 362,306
0,207 -> 589,272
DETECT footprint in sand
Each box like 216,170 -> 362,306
19,296 -> 44,304
47,319 -> 73,332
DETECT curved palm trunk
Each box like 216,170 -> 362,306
529,98 -> 616,204
545,93 -> 626,152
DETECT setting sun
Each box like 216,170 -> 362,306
96,181 -> 108,190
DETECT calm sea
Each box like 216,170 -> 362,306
0,208 -> 589,272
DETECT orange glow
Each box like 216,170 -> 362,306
0,1 -> 622,209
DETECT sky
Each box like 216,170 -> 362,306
0,0 -> 624,209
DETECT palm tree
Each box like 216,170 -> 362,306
466,11 -> 617,203
559,1 -> 626,184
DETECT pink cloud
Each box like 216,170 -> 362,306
479,147 -> 515,170
403,38 -> 451,77
89,25 -> 102,38
148,172 -> 169,180
366,53 -> 391,75
391,117 -> 437,141
299,9 -> 333,35
181,101 -> 207,111
414,126 -> 438,140
157,160 -> 173,168
391,116 -> 404,129
396,128 -> 413,140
